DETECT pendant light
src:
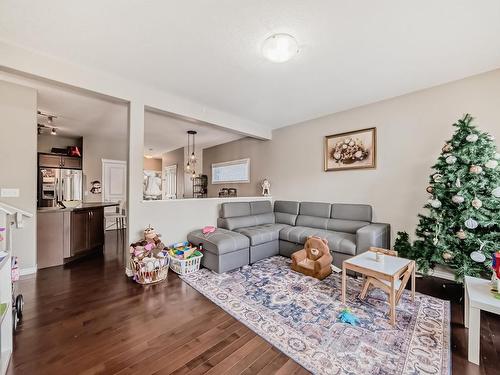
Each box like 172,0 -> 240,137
186,130 -> 197,175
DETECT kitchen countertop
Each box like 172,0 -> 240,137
37,202 -> 119,213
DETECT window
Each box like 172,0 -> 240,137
212,158 -> 250,184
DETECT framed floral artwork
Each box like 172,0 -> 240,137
324,127 -> 376,171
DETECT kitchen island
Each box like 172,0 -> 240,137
37,202 -> 118,269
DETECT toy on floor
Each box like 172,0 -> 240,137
168,241 -> 202,260
291,236 -> 333,280
337,308 -> 360,326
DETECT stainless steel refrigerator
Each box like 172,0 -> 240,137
38,168 -> 83,207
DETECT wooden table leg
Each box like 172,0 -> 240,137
390,277 -> 396,326
342,263 -> 347,304
468,306 -> 480,364
464,281 -> 469,328
411,261 -> 415,302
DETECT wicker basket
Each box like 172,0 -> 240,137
168,252 -> 203,275
128,255 -> 170,285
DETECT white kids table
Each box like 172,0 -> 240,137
464,275 -> 500,365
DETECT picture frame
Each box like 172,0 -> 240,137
324,127 -> 376,171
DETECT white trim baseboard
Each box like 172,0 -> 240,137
19,265 -> 37,276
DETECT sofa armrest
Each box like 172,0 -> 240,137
356,223 -> 390,255
315,253 -> 333,271
291,249 -> 307,265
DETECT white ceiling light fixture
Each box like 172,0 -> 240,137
144,148 -> 154,159
262,33 -> 299,63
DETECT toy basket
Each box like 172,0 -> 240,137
168,252 -> 203,275
128,255 -> 170,285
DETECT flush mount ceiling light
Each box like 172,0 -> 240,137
262,33 -> 299,63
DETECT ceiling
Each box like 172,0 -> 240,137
0,71 -> 243,155
0,71 -> 128,139
144,110 -> 244,158
1,1 -> 500,129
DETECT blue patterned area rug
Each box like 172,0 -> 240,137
181,256 -> 450,375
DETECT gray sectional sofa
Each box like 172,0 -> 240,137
187,200 -> 390,273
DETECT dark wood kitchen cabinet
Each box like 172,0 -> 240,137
70,207 -> 104,256
38,153 -> 82,169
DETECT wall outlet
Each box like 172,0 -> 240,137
0,188 -> 20,198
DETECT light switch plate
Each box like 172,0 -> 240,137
1,188 -> 20,198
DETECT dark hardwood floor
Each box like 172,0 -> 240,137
7,231 -> 499,374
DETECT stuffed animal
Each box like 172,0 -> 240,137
291,236 -> 333,280
337,308 -> 360,326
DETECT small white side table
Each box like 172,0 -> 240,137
464,276 -> 500,365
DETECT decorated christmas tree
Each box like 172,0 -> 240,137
395,114 -> 500,281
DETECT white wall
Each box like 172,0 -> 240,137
266,69 -> 500,245
0,80 -> 37,271
83,135 -> 127,202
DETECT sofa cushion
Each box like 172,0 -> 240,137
274,200 -> 300,215
250,201 -> 272,215
299,202 -> 331,218
279,226 -> 356,255
187,228 -> 249,255
279,226 -> 327,244
327,219 -> 370,234
220,202 -> 251,218
274,200 -> 300,226
296,215 -> 329,230
322,231 -> 357,255
217,213 -> 275,230
235,224 -> 289,246
331,203 -> 372,222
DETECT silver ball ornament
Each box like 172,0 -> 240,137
451,195 -> 464,204
445,155 -> 457,164
466,134 -> 478,142
485,160 -> 498,169
493,186 -> 500,198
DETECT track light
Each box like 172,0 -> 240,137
51,128 -> 57,135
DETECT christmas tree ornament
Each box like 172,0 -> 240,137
428,199 -> 442,208
485,159 -> 498,169
456,229 -> 466,240
494,152 -> 500,160
442,251 -> 454,261
465,218 -> 479,229
442,143 -> 453,153
493,186 -> 500,198
432,237 -> 439,245
471,197 -> 482,209
470,241 -> 487,263
451,195 -> 464,204
470,251 -> 486,263
469,165 -> 483,174
426,186 -> 434,194
466,134 -> 479,142
432,173 -> 443,182
455,177 -> 461,188
445,155 -> 457,164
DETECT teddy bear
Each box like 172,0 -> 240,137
291,236 -> 333,280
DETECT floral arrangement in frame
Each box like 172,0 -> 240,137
324,127 -> 376,171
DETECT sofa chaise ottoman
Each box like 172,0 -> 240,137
187,227 -> 249,273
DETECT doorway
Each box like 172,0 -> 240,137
102,159 -> 127,230
163,164 -> 177,199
